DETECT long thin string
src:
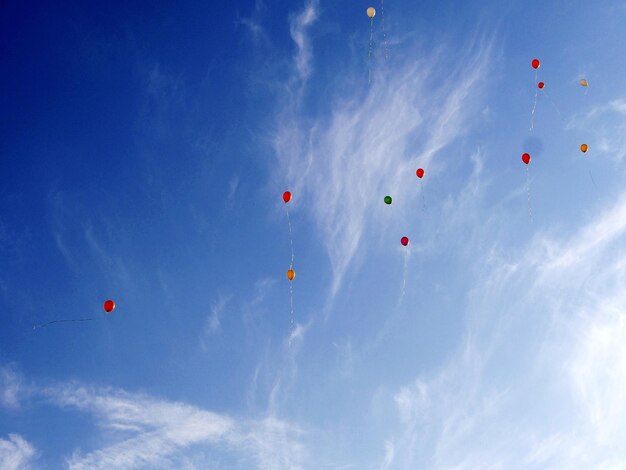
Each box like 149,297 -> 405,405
526,165 -> 533,222
401,248 -> 408,299
33,318 -> 95,330
588,169 -> 597,191
530,70 -> 538,131
285,205 -> 295,345
540,88 -> 565,125
381,0 -> 388,60
368,17 -> 374,85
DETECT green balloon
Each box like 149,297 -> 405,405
384,196 -> 392,205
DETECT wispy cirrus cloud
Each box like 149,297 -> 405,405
235,0 -> 268,45
0,434 -> 36,470
1,379 -> 308,470
0,364 -> 28,410
382,191 -> 626,469
570,97 -> 626,163
202,293 -> 231,342
272,36 -> 493,298
289,0 -> 319,83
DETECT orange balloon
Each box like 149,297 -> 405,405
286,269 -> 296,281
580,144 -> 588,153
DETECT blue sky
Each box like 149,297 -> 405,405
2,0 -> 626,468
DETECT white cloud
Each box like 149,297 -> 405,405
289,1 -> 319,82
271,38 -> 493,298
571,97 -> 626,163
383,192 -> 626,469
227,174 -> 240,207
0,365 -> 24,410
19,381 -> 307,470
0,434 -> 36,470
205,293 -> 231,334
235,0 -> 268,44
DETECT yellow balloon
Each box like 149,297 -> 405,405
367,7 -> 376,18
580,143 -> 588,153
286,269 -> 296,281
580,79 -> 588,87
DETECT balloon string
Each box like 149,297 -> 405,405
542,88 -> 564,123
401,249 -> 408,300
588,169 -> 597,191
381,0 -> 388,60
530,69 -> 538,131
526,165 -> 533,223
368,17 -> 374,85
285,205 -> 295,345
288,282 -> 295,347
285,206 -> 294,269
530,91 -> 537,131
33,318 -> 96,330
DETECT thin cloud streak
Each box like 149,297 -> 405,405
289,1 -> 319,82
0,365 -> 24,410
0,434 -> 36,470
272,36 -> 493,299
383,191 -> 626,469
17,380 -> 308,469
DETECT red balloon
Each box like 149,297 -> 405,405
416,168 -> 425,179
282,191 -> 292,203
538,81 -> 544,89
522,153 -> 531,165
531,59 -> 540,69
103,300 -> 115,313
400,236 -> 409,246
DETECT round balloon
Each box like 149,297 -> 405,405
283,191 -> 292,203
522,153 -> 531,165
367,7 -> 376,18
384,195 -> 392,205
400,236 -> 409,246
286,269 -> 296,281
580,143 -> 588,153
531,59 -> 540,69
416,168 -> 425,179
103,300 -> 115,313
538,81 -> 545,89
580,79 -> 588,87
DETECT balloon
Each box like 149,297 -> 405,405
522,153 -> 531,165
384,195 -> 392,205
103,300 -> 115,313
283,191 -> 292,203
538,81 -> 545,89
286,269 -> 295,281
416,168 -> 425,178
580,144 -> 588,153
580,79 -> 588,87
531,59 -> 540,69
367,7 -> 376,18
400,236 -> 409,246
